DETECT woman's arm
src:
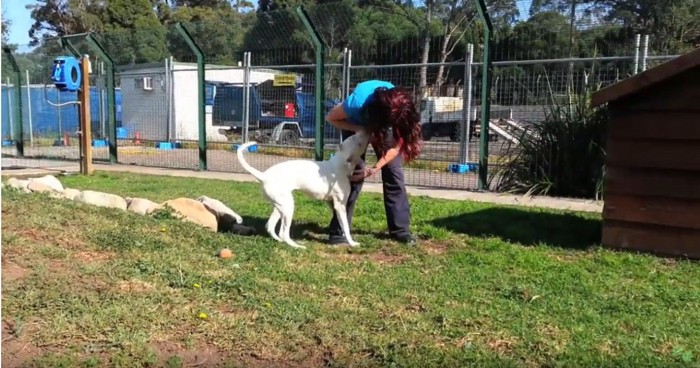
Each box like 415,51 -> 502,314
326,103 -> 363,132
350,140 -> 402,182
372,141 -> 401,170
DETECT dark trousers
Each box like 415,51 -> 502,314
328,129 -> 411,241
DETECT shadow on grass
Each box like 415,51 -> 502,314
431,207 -> 602,250
232,216 -> 383,242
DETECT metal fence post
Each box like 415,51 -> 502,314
460,43 -> 474,164
2,47 -> 24,157
86,34 -> 118,163
26,70 -> 34,146
297,5 -> 326,161
641,34 -> 650,71
633,34 -> 641,75
475,0 -> 493,191
176,22 -> 207,171
242,52 -> 251,143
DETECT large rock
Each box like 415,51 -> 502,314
126,197 -> 163,215
28,175 -> 64,192
197,195 -> 244,224
75,190 -> 128,211
61,188 -> 82,200
28,181 -> 58,193
6,178 -> 31,193
162,198 -> 218,231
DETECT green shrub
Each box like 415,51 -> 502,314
491,90 -> 609,200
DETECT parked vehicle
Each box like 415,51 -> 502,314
419,96 -> 500,142
211,80 -> 341,145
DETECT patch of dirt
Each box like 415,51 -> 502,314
152,341 -> 227,367
116,279 -> 156,294
6,227 -> 87,250
2,319 -> 40,368
322,249 -> 409,265
422,240 -> 448,255
2,261 -> 29,281
486,336 -> 518,355
73,251 -> 115,264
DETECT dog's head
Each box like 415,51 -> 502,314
337,129 -> 370,162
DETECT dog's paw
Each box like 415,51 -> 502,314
348,241 -> 361,247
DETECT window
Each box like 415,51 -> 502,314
143,77 -> 153,91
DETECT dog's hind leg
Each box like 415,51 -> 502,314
274,195 -> 305,249
266,208 -> 282,242
332,198 -> 360,247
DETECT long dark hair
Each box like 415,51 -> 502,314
365,87 -> 423,162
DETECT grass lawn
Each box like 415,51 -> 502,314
2,171 -> 699,368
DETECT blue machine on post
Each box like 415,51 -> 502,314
50,56 -> 82,92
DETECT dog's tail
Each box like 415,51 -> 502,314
236,142 -> 266,181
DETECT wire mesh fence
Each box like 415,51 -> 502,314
3,0 -> 697,197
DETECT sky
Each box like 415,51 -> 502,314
2,0 -> 534,49
2,0 -> 36,50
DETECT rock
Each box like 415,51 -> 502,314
75,190 -> 128,210
162,198 -> 218,231
126,197 -> 163,215
7,178 -> 31,193
28,181 -> 59,193
62,188 -> 82,200
197,195 -> 244,224
28,175 -> 64,192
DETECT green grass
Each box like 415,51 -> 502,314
2,171 -> 699,367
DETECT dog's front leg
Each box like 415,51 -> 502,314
332,198 -> 360,247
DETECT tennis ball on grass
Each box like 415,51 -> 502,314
218,248 -> 233,259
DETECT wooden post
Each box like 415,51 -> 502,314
78,55 -> 93,175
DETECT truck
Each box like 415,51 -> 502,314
210,80 -> 341,145
419,96 -> 502,142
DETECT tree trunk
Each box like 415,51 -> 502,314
435,32 -> 452,94
418,1 -> 433,97
566,0 -> 577,104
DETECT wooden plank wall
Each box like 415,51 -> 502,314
602,70 -> 700,259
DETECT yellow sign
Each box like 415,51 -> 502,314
273,74 -> 297,87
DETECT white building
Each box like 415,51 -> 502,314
118,60 -> 287,142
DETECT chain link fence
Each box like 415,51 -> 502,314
3,0 -> 697,197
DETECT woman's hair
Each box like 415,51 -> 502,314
365,87 -> 423,162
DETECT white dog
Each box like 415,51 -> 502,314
236,130 -> 370,249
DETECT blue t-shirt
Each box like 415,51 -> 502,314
342,80 -> 395,126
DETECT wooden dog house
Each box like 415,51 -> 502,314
591,47 -> 700,259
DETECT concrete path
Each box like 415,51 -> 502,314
1,161 -> 603,214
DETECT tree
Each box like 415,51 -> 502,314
2,11 -> 10,44
166,5 -> 250,65
27,0 -> 105,46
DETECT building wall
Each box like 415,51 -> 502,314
602,70 -> 700,259
171,63 -> 284,142
119,64 -> 169,142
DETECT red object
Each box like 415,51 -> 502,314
135,131 -> 141,145
284,103 -> 296,118
63,132 -> 70,146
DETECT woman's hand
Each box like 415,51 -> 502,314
350,167 -> 378,182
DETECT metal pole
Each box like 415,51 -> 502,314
57,89 -> 62,137
641,34 -> 650,71
168,56 -> 175,142
25,70 -> 34,146
460,44 -> 474,164
297,5 -> 326,162
175,22 -> 207,171
85,34 -> 118,163
633,34 -> 641,74
7,77 -> 14,140
242,52 -> 251,144
475,0 -> 493,191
